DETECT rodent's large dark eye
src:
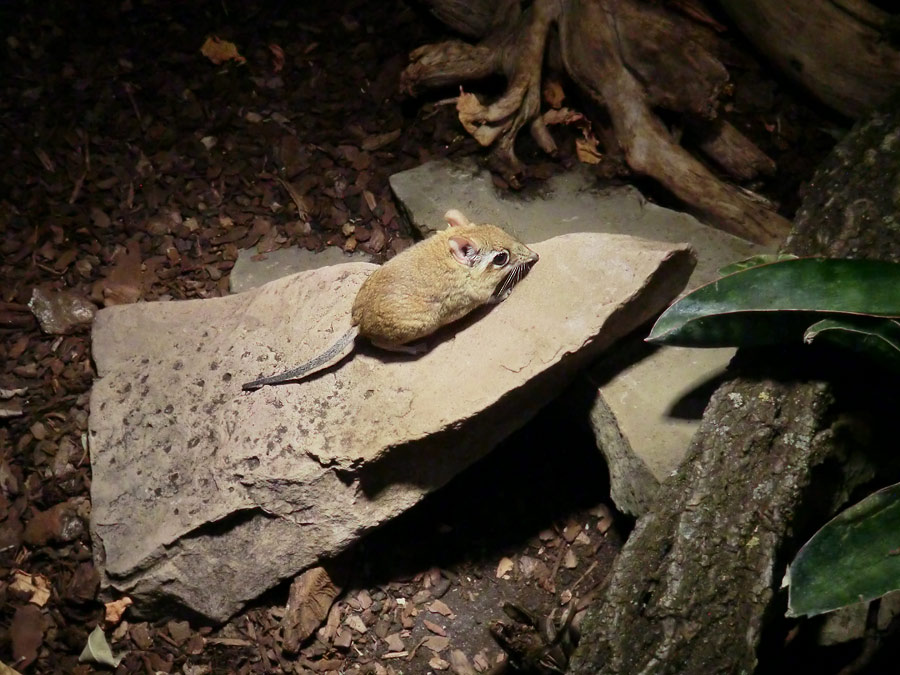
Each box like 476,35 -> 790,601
492,250 -> 510,267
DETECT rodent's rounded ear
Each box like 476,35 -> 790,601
449,236 -> 478,266
444,209 -> 471,228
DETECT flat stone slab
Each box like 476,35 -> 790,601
89,232 -> 694,621
390,160 -> 770,515
388,159 -> 761,280
230,245 -> 370,294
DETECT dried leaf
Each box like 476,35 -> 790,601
282,567 -> 342,653
456,89 -> 503,146
575,135 -> 603,164
542,107 -> 584,126
542,79 -> 566,108
10,570 -> 51,607
78,626 -> 122,667
200,36 -> 246,65
104,597 -> 132,625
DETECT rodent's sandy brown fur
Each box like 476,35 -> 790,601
352,215 -> 536,346
242,210 -> 537,390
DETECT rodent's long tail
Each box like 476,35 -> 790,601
242,327 -> 359,391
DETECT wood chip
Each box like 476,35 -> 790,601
422,635 -> 450,653
496,557 -> 514,579
423,619 -> 446,637
382,651 -> 408,659
384,632 -> 405,652
562,520 -> 582,543
448,649 -> 476,675
429,656 -> 450,670
10,604 -> 44,669
428,599 -> 454,617
345,614 -> 367,634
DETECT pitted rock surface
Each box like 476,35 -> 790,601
89,232 -> 694,621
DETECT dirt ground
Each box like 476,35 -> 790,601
0,0 -> 845,673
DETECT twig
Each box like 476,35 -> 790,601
122,82 -> 144,129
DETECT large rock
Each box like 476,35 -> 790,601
230,245 -> 370,294
390,159 -> 765,515
89,232 -> 694,622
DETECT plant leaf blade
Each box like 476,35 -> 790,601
648,258 -> 900,346
787,482 -> 900,618
804,318 -> 900,372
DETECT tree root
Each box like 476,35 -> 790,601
403,0 -> 791,245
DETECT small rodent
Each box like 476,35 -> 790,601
242,209 -> 538,390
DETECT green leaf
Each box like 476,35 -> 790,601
717,253 -> 797,276
78,626 -> 123,668
787,482 -> 900,617
647,258 -> 900,347
804,317 -> 900,372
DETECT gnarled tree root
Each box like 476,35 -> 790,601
403,0 -> 790,245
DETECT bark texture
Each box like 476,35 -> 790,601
570,91 -> 900,674
718,0 -> 900,118
404,0 -> 790,245
786,91 -> 900,262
